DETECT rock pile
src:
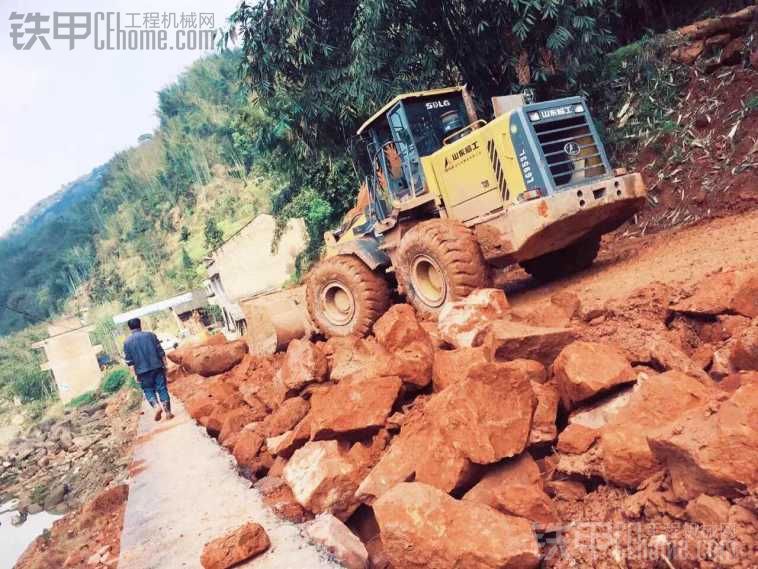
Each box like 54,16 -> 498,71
1,389 -> 140,515
171,265 -> 758,568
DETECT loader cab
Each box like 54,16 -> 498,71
358,86 -> 478,219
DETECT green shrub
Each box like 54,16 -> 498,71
67,390 -> 99,408
102,367 -> 130,393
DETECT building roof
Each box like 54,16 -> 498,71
112,289 -> 208,324
356,86 -> 466,135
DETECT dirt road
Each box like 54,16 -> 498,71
118,401 -> 343,569
503,209 -> 758,309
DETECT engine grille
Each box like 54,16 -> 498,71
533,114 -> 607,189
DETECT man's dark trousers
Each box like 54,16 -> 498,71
138,368 -> 170,409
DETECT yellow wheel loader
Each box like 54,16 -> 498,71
306,86 -> 646,337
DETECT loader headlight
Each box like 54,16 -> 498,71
528,112 -> 541,122
574,104 -> 584,113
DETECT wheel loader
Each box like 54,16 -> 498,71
306,86 -> 647,337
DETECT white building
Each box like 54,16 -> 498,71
204,214 -> 308,334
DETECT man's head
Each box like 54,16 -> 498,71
127,318 -> 142,331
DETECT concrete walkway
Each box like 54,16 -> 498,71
119,400 -> 342,569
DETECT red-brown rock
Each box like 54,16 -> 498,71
310,376 -> 402,439
463,453 -> 560,529
357,361 -> 536,502
373,303 -> 428,352
255,476 -> 312,523
232,428 -> 265,471
266,416 -> 311,458
328,337 -> 386,378
556,424 -> 600,454
730,324 -> 758,371
719,371 -> 758,393
283,440 -> 363,520
483,320 -> 575,365
600,371 -> 718,488
512,291 -> 581,328
649,383 -> 758,500
200,522 -> 269,569
182,340 -> 249,377
261,397 -> 309,438
432,346 -> 489,392
529,380 -> 559,445
305,514 -> 369,569
374,482 -> 540,569
671,268 -> 758,318
219,406 -> 264,447
685,494 -> 731,525
553,341 -> 636,409
186,393 -> 216,421
276,339 -> 328,391
437,288 -> 510,348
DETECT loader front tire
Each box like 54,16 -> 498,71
520,233 -> 601,282
306,255 -> 390,338
397,219 -> 488,318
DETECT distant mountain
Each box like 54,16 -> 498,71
5,167 -> 106,238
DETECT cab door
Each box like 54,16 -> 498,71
387,103 -> 425,199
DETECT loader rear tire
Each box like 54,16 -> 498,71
520,233 -> 601,282
397,219 -> 488,318
306,255 -> 390,338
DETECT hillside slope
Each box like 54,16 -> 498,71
0,50 -> 268,336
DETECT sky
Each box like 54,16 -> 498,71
0,0 -> 241,233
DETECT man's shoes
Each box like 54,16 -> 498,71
165,412 -> 175,420
154,407 -> 163,421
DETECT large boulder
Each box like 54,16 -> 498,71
671,268 -> 758,318
310,375 -> 402,439
232,428 -> 265,471
328,337 -> 384,382
437,289 -> 510,348
283,440 -> 363,520
483,320 -> 575,366
599,371 -> 718,488
373,303 -> 428,351
276,339 -> 328,391
260,397 -> 310,438
219,406 -> 266,447
649,383 -> 758,500
200,522 -> 270,569
432,347 -> 488,392
181,340 -> 249,377
372,305 -> 435,389
304,514 -> 369,569
374,482 -> 540,569
463,453 -> 560,529
357,361 -> 535,503
553,341 -> 636,409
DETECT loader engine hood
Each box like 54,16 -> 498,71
512,97 -> 613,196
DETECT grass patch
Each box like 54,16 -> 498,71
101,367 -> 130,394
66,390 -> 99,408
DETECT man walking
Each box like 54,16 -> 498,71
123,318 -> 174,421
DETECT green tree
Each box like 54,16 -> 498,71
228,0 -> 620,265
204,218 -> 224,251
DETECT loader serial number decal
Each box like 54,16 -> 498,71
518,148 -> 535,184
444,141 -> 481,171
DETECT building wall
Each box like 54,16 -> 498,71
35,318 -> 102,404
207,214 -> 308,306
